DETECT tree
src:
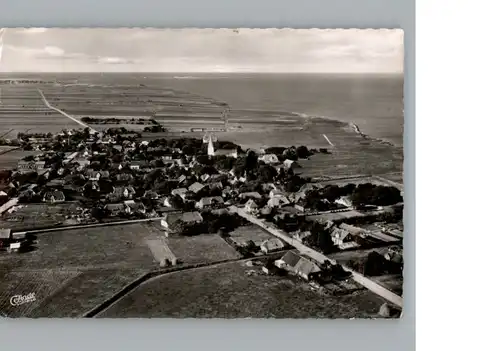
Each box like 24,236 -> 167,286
244,150 -> 258,170
296,145 -> 310,159
257,164 -> 277,183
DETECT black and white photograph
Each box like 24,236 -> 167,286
0,28 -> 404,318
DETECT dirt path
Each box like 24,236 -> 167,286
37,89 -> 98,133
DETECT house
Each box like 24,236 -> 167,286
160,196 -> 173,208
293,257 -> 321,281
177,175 -> 187,184
274,251 -> 321,281
171,188 -> 188,200
161,211 -> 203,233
116,173 -> 134,182
331,226 -> 355,247
124,200 -> 146,214
260,238 -> 285,254
74,157 -> 91,169
100,171 -> 110,179
17,160 -> 37,173
200,174 -> 211,182
275,251 -> 301,269
42,190 -> 65,203
293,231 -> 312,243
267,196 -> 290,208
87,170 -> 102,181
239,192 -> 262,201
335,196 -> 353,208
258,154 -> 280,164
105,203 -> 126,216
214,149 -> 238,158
113,186 -> 136,199
195,196 -> 224,209
339,223 -> 366,236
143,190 -> 159,199
113,145 -> 123,152
269,189 -> 285,198
0,228 -> 12,246
283,159 -> 301,170
129,161 -> 145,170
188,182 -> 206,194
294,198 -> 308,212
244,199 -> 260,214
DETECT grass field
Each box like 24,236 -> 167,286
0,223 -> 158,270
28,268 -> 146,317
227,224 -> 273,246
166,234 -> 242,265
0,202 -> 82,231
0,149 -> 39,170
0,268 -> 80,317
97,260 -> 387,318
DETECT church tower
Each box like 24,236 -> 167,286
207,133 -> 215,157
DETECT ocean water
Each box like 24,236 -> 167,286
2,73 -> 404,146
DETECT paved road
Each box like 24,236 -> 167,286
230,206 -> 403,308
37,89 -> 98,133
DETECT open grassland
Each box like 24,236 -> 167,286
0,202 -> 83,231
0,149 -> 39,170
0,223 -> 158,270
166,234 -> 242,265
28,268 -> 146,317
97,260 -> 387,318
227,224 -> 273,246
0,85 -> 82,136
0,268 -> 80,317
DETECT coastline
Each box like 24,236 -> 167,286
289,111 -> 400,149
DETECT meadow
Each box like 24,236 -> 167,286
97,259 -> 387,318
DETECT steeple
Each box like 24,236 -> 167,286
207,133 -> 215,157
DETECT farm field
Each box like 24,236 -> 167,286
0,202 -> 84,231
28,268 -> 146,317
166,234 -> 242,265
227,224 -> 273,246
0,268 -> 80,317
0,149 -> 39,170
97,259 -> 388,318
0,223 -> 159,270
0,85 -> 82,136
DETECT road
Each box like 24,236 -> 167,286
230,205 -> 403,308
37,89 -> 98,133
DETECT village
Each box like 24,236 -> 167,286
0,126 -> 404,317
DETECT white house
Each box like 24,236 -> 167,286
244,199 -> 259,214
258,154 -> 280,164
260,238 -> 285,254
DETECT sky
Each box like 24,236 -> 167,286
0,28 -> 404,73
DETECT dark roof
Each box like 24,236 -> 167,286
294,257 -> 321,276
280,251 -> 301,267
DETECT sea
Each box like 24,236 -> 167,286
2,72 -> 404,147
